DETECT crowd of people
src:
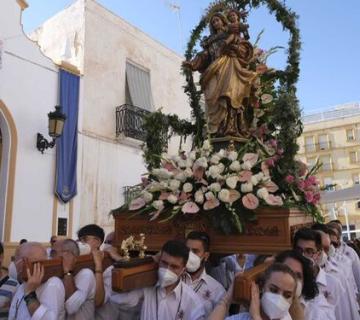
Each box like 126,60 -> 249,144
0,220 -> 359,319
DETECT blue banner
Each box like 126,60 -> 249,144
55,70 -> 80,203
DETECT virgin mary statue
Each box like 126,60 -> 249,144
183,11 -> 257,137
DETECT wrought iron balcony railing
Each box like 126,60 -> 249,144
116,104 -> 150,141
123,185 -> 143,204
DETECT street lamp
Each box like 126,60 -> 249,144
36,106 -> 66,153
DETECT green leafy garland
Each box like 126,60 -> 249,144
143,0 -> 302,171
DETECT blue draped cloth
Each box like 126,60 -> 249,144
55,70 -> 80,203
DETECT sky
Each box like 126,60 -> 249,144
22,0 -> 360,114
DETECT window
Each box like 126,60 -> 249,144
323,177 -> 335,191
306,157 -> 316,170
346,128 -> 355,141
349,151 -> 358,164
318,134 -> 330,150
125,61 -> 153,111
320,155 -> 332,171
305,136 -> 315,152
353,173 -> 360,185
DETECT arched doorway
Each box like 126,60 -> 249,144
0,100 -> 17,242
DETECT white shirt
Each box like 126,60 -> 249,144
110,281 -> 206,320
9,276 -> 65,320
226,312 -> 291,320
341,242 -> 360,293
65,268 -> 96,320
324,260 -> 360,320
182,269 -> 225,317
301,295 -> 335,320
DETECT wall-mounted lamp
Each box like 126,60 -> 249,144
36,106 -> 66,153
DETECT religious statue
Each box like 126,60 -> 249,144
183,9 -> 258,138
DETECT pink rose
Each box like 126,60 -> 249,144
203,198 -> 220,210
307,175 -> 318,185
238,170 -> 253,182
242,193 -> 259,210
182,201 -> 200,214
285,175 -> 295,184
265,194 -> 283,206
129,198 -> 146,211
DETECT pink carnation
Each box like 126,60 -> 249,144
285,175 -> 295,184
307,175 -> 318,185
297,180 -> 306,190
304,191 -> 314,203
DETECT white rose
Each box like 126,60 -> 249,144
226,176 -> 239,189
195,157 -> 208,169
152,200 -> 164,210
184,168 -> 193,178
229,160 -> 241,172
257,187 -> 269,200
142,191 -> 153,203
217,149 -> 226,158
218,189 -> 230,202
147,182 -> 161,192
241,182 -> 253,193
186,158 -> 193,168
183,182 -> 193,193
209,165 -> 220,179
209,182 -> 221,193
169,179 -> 181,192
202,140 -> 211,150
251,175 -> 259,186
228,151 -> 238,161
210,154 -> 221,164
160,181 -> 168,189
178,159 -> 187,169
194,190 -> 204,204
217,163 -> 225,173
205,191 -> 216,200
189,151 -> 197,160
152,168 -> 173,180
242,161 -> 253,170
174,172 -> 186,183
167,194 -> 178,204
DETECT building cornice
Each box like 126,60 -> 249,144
57,60 -> 82,76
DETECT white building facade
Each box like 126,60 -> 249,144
30,0 -> 191,235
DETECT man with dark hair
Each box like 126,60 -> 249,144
51,239 -> 96,320
111,240 -> 206,319
184,231 -> 225,317
294,228 -> 359,320
77,224 -> 105,251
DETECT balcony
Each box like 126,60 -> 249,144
116,104 -> 150,141
123,185 -> 143,204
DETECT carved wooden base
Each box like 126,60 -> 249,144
113,207 -> 313,255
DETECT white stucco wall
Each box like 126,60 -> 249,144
0,0 -> 59,242
30,0 -> 194,234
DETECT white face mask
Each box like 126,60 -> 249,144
77,241 -> 91,255
186,251 -> 202,273
317,251 -> 328,267
101,243 -> 112,251
8,262 -> 17,280
261,292 -> 291,319
157,267 -> 179,288
296,280 -> 303,298
328,244 -> 336,258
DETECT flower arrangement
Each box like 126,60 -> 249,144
123,139 -> 302,234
